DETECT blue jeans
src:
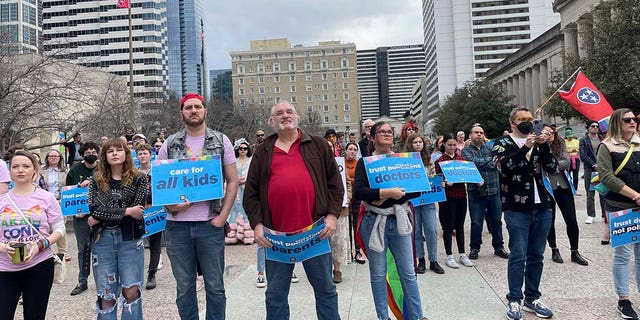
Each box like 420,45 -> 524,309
613,243 -> 640,296
360,212 -> 424,320
265,252 -> 339,320
468,192 -> 504,251
414,203 -> 438,262
92,228 -> 144,320
165,221 -> 226,320
504,208 -> 552,302
257,245 -> 266,273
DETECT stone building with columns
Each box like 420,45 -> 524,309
485,0 -> 608,124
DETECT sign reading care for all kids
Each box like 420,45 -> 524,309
151,155 -> 223,206
438,160 -> 483,184
609,208 -> 640,248
60,185 -> 89,216
363,152 -> 430,193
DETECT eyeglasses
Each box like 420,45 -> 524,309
48,155 -> 60,158
623,117 -> 637,124
377,130 -> 393,136
238,147 -> 248,151
589,124 -> 599,128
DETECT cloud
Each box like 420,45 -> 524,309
204,0 -> 423,69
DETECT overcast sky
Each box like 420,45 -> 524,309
204,1 -> 424,70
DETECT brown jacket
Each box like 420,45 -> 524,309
243,130 -> 344,229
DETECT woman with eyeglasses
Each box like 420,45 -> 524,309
597,108 -> 640,319
541,124 -> 588,266
435,133 -> 473,269
398,121 -> 419,151
354,121 -> 428,320
42,149 -> 70,262
226,139 -> 254,245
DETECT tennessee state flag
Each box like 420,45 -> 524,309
558,71 -> 613,130
116,0 -> 129,8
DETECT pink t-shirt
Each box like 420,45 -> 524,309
0,189 -> 63,271
0,159 -> 10,183
157,132 -> 236,221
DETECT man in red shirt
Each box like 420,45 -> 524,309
244,101 -> 344,320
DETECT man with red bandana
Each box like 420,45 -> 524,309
156,93 -> 239,320
244,100 -> 344,320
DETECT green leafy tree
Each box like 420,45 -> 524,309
434,80 -> 515,138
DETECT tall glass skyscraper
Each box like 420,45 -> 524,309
167,0 -> 206,97
0,0 -> 41,54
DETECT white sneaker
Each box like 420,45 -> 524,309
157,256 -> 164,270
291,272 -> 299,283
585,216 -> 594,224
459,254 -> 474,267
445,255 -> 459,269
196,275 -> 205,291
256,275 -> 266,288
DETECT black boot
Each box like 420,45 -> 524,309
551,248 -> 563,263
146,273 -> 157,290
571,250 -> 589,266
416,258 -> 426,274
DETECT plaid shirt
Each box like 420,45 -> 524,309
462,142 -> 500,196
434,153 -> 467,199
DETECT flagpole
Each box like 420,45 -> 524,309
128,0 -> 134,99
536,66 -> 582,113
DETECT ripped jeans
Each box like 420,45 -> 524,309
92,228 -> 145,320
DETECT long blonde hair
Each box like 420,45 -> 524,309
94,138 -> 138,192
604,108 -> 634,142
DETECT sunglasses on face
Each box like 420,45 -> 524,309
238,147 -> 248,151
589,124 -> 599,128
623,117 -> 637,124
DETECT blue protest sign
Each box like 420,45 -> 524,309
363,152 -> 430,193
143,206 -> 166,238
151,156 -> 223,206
410,174 -> 446,206
609,208 -> 640,247
60,186 -> 89,216
263,219 -> 331,264
438,160 -> 483,184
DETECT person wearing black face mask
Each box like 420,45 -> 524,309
491,107 -> 558,320
66,141 -> 101,296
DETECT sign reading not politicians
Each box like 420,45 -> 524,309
151,155 -> 223,206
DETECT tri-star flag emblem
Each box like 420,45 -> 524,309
577,87 -> 601,104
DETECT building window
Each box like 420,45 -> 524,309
307,106 -> 313,112
237,65 -> 245,74
239,99 -> 245,106
274,75 -> 280,83
322,73 -> 328,80
342,71 -> 348,79
291,96 -> 297,103
333,83 -> 337,89
332,73 -> 337,79
335,115 -> 339,122
275,96 -> 281,103
249,77 -> 254,83
304,60 -> 311,71
344,103 -> 350,111
249,66 -> 254,73
306,84 -> 312,92
333,93 -> 338,100
290,85 -> 296,93
305,74 -> 312,81
341,58 -> 348,68
343,82 -> 348,89
289,74 -> 296,81
307,95 -> 313,103
258,63 -> 264,73
259,87 -> 265,94
320,59 -> 328,69
274,86 -> 280,94
344,114 -> 350,122
323,94 -> 328,101
323,105 -> 329,112
259,97 -> 265,104
273,63 -> 280,72
238,88 -> 244,96
322,83 -> 328,91
289,61 -> 296,71
324,116 -> 330,123
343,93 -> 349,100
238,78 -> 244,85
259,76 -> 264,83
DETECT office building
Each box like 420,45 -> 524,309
209,69 -> 232,103
356,44 -> 425,120
0,0 -> 41,53
42,0 -> 169,103
422,0 -> 560,120
167,0 -> 206,97
230,39 -> 362,134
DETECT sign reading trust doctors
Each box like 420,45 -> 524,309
151,155 -> 223,206
363,152 -> 431,193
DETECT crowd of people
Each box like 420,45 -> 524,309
0,92 -> 638,320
